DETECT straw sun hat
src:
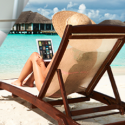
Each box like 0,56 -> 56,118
52,11 -> 95,38
52,11 -> 102,52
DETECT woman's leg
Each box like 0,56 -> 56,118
22,61 -> 51,87
22,72 -> 35,87
12,52 -> 47,90
12,52 -> 35,86
32,54 -> 47,91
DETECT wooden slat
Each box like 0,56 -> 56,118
73,112 -> 120,121
78,91 -> 125,109
57,69 -> 71,117
47,97 -> 90,106
71,25 -> 125,34
107,66 -> 122,105
72,33 -> 125,35
71,105 -> 120,116
69,35 -> 124,39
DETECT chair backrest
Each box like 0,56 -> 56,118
38,25 -> 125,98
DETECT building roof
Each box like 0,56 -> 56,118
15,11 -> 52,24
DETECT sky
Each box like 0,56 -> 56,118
23,0 -> 125,24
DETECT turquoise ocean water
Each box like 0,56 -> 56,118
0,34 -> 125,79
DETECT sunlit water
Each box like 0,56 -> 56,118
0,34 -> 125,79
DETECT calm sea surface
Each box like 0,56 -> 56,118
0,34 -> 125,79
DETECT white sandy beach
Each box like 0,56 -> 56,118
0,67 -> 125,125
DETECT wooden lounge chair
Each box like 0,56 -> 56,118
0,24 -> 125,125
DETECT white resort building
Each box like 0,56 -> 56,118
10,11 -> 56,34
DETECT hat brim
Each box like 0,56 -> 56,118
52,11 -> 95,38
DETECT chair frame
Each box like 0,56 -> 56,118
0,24 -> 125,125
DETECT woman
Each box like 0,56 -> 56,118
12,11 -> 95,94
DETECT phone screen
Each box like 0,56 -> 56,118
38,40 -> 54,61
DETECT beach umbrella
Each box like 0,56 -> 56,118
0,0 -> 29,46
